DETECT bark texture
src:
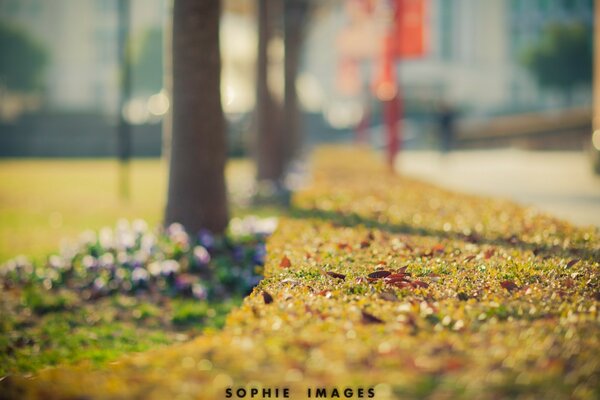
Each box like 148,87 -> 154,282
283,0 -> 308,163
256,0 -> 285,183
165,0 -> 228,234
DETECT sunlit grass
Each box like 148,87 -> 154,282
5,147 -> 598,399
0,157 -> 272,376
0,158 -> 255,263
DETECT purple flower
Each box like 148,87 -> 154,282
167,222 -> 185,235
99,253 -> 115,269
93,277 -> 106,290
160,259 -> 180,276
198,229 -> 215,250
192,283 -> 207,300
116,231 -> 136,250
148,261 -> 161,276
253,243 -> 266,266
48,255 -> 65,270
255,217 -> 278,236
232,245 -> 245,263
82,255 -> 97,270
175,273 -> 195,292
132,219 -> 148,234
193,245 -> 211,266
132,267 -> 149,283
99,227 -> 114,249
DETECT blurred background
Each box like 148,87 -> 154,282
0,0 -> 598,260
0,0 -> 594,152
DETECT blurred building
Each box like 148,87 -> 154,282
305,0 -> 593,121
0,0 -> 164,114
507,0 -> 593,111
411,0 -> 592,113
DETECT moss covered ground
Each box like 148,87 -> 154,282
2,147 -> 599,399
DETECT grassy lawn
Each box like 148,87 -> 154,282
4,147 -> 598,399
0,158 -> 255,263
0,157 -> 270,377
0,287 -> 239,374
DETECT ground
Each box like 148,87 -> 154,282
0,158 -> 264,375
1,147 -> 599,399
0,158 -> 256,262
396,150 -> 600,228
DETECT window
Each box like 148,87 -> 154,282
439,0 -> 453,61
95,0 -> 114,14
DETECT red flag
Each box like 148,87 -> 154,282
392,0 -> 427,59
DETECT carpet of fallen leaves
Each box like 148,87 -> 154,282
2,147 -> 599,399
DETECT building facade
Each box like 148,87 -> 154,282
0,0 -> 164,114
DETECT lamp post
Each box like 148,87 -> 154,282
117,0 -> 132,201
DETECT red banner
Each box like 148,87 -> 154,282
391,0 -> 427,59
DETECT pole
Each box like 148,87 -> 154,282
380,33 -> 400,172
117,0 -> 132,201
594,0 -> 600,134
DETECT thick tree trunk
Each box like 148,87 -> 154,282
165,0 -> 228,234
256,0 -> 285,183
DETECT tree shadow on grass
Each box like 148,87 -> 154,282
288,206 -> 599,263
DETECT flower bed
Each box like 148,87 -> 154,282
0,216 -> 275,375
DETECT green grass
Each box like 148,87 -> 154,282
0,157 -> 270,377
0,282 -> 239,375
0,159 -> 166,262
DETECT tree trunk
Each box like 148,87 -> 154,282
256,0 -> 285,183
283,0 -> 308,164
165,0 -> 228,234
161,0 -> 173,162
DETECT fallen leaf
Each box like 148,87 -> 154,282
326,271 -> 346,280
337,242 -> 350,250
506,235 -> 519,245
280,256 -> 291,268
411,280 -> 429,288
391,281 -> 412,289
361,310 -> 384,324
432,244 -> 445,253
384,273 -> 410,284
464,233 -> 480,244
566,259 -> 580,268
500,280 -> 519,291
444,358 -> 464,372
484,248 -> 495,259
360,240 -> 370,249
367,270 -> 391,279
463,255 -> 476,263
262,291 -> 274,304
